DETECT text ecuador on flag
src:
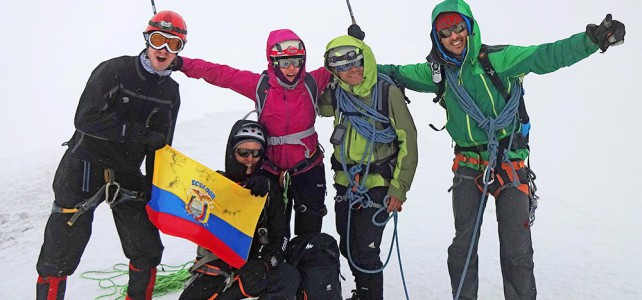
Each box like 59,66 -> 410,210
146,146 -> 266,268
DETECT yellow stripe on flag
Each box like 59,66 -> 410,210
152,146 -> 266,236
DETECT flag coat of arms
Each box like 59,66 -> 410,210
146,146 -> 266,268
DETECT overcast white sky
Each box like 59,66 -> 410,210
2,0 -> 640,161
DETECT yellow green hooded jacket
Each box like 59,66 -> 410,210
319,35 -> 418,202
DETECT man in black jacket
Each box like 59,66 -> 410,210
35,10 -> 188,300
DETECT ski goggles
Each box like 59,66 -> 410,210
335,59 -> 363,72
274,57 -> 304,68
438,22 -> 467,38
235,148 -> 263,158
327,50 -> 363,66
270,46 -> 306,57
146,31 -> 184,53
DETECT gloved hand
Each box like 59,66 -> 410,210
586,14 -> 625,52
235,258 -> 271,296
139,130 -> 166,150
348,24 -> 365,41
245,175 -> 270,197
168,56 -> 183,71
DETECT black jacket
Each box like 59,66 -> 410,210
67,52 -> 181,175
223,120 -> 292,264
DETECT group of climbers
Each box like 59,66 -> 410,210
35,1 -> 625,299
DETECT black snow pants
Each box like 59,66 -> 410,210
448,163 -> 536,300
283,163 -> 327,236
335,185 -> 388,300
36,150 -> 164,299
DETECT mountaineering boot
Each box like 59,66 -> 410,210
353,273 -> 384,300
36,275 -> 67,300
126,264 -> 157,300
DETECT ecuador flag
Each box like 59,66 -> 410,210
146,146 -> 266,268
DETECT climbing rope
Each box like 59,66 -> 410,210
445,67 -> 524,300
81,262 -> 193,299
334,74 -> 410,299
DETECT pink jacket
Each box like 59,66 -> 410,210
181,29 -> 332,173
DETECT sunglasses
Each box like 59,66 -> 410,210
438,22 -> 467,38
274,58 -> 304,68
235,148 -> 263,158
146,31 -> 184,53
327,50 -> 362,64
335,59 -> 363,72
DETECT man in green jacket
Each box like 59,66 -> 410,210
319,35 -> 418,300
371,0 -> 625,299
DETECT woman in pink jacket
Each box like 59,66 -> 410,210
177,29 -> 332,236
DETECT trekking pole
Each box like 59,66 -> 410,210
346,0 -> 356,24
150,0 -> 157,14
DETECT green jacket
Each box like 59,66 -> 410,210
319,35 -> 418,202
378,0 -> 599,162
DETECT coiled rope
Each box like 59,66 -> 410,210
334,74 -> 409,299
445,66 -> 523,300
81,262 -> 193,299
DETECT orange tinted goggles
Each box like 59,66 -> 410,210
146,31 -> 184,53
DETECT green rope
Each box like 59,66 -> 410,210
81,261 -> 193,299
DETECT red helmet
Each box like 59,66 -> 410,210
145,10 -> 187,42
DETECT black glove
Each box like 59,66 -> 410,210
348,24 -> 365,41
245,175 -> 270,197
139,130 -> 166,150
168,56 -> 183,71
586,14 -> 625,52
235,259 -> 271,296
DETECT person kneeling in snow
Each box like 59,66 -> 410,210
179,119 -> 298,300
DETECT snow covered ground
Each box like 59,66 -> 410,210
2,0 -> 641,299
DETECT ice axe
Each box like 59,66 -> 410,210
346,0 -> 357,25
150,0 -> 157,14
345,0 -> 365,40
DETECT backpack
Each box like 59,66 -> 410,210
255,70 -> 319,118
287,233 -> 342,300
429,44 -> 530,135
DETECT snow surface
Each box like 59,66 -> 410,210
2,0 -> 641,299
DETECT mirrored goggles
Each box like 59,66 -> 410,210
274,57 -> 304,68
327,50 -> 363,65
146,31 -> 184,53
235,148 -> 263,158
335,59 -> 363,72
438,22 -> 467,38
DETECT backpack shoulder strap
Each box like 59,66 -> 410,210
302,73 -> 319,114
255,70 -> 270,117
478,44 -> 510,100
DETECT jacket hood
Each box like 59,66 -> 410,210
224,119 -> 265,183
427,0 -> 481,69
265,29 -> 307,87
324,35 -> 377,98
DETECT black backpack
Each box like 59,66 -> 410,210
287,233 -> 342,300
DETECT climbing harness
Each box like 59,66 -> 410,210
52,168 -> 147,226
